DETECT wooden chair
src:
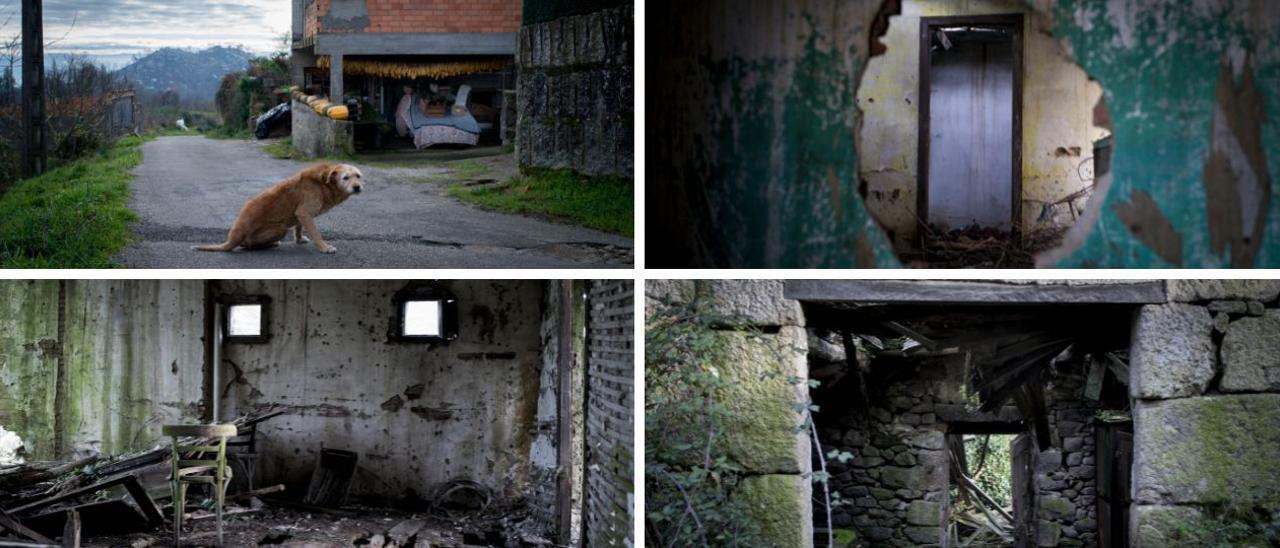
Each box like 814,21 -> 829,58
225,422 -> 260,492
162,424 -> 237,547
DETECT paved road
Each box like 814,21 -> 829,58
114,136 -> 632,268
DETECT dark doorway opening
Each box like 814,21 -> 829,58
946,424 -> 1030,547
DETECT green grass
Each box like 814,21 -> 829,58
448,169 -> 633,236
205,125 -> 253,140
0,135 -> 148,268
263,138 -> 294,159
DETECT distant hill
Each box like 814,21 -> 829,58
117,46 -> 255,104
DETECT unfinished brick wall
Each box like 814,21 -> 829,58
583,280 -> 634,547
304,0 -> 521,37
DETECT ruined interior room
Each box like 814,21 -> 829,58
646,280 -> 1280,547
802,290 -> 1136,546
648,0 -> 1280,269
0,280 -> 634,548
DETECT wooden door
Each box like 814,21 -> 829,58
1011,432 -> 1035,547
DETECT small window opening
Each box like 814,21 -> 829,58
220,295 -> 271,344
228,304 -> 263,337
403,300 -> 442,337
390,281 -> 458,343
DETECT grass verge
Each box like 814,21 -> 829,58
0,135 -> 148,267
263,138 -> 294,159
448,169 -> 633,236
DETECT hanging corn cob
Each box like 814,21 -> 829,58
317,56 -> 512,79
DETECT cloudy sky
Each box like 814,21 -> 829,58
2,0 -> 290,68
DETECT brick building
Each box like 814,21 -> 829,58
290,0 -> 521,151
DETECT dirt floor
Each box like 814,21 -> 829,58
81,503 -> 517,548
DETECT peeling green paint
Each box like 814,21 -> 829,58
1049,0 -> 1280,267
650,2 -> 900,268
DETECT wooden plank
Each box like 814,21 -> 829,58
556,280 -> 574,546
120,476 -> 164,527
785,280 -> 1167,304
59,510 -> 78,548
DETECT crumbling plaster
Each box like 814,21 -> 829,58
858,0 -> 1109,247
218,280 -> 544,503
650,0 -> 1280,268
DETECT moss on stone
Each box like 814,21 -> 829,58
709,329 -> 808,474
1135,394 -> 1280,506
734,474 -> 811,547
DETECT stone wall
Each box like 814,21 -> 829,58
515,4 -> 632,178
645,280 -> 813,547
1129,280 -> 1280,545
810,340 -> 1102,547
291,99 -> 354,159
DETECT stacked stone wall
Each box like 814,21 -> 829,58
810,332 -> 1102,546
1130,280 -> 1280,546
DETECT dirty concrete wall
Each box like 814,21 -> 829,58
0,281 -> 60,460
218,280 -> 543,504
291,99 -> 355,159
516,3 -> 633,178
650,0 -> 1280,268
859,0 -> 1109,247
1129,280 -> 1280,545
0,280 -> 206,461
583,280 -> 634,547
646,280 -> 813,547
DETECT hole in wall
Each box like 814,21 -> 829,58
854,0 -> 1112,268
0,424 -> 25,465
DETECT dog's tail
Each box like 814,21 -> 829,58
192,240 -> 237,252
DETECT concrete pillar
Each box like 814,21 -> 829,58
329,53 -> 343,101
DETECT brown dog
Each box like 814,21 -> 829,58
194,163 -> 364,254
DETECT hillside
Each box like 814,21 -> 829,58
117,46 -> 254,105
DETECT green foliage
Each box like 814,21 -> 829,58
963,434 -> 1015,509
1165,505 -> 1280,547
832,528 -> 858,547
447,169 -> 633,236
0,135 -> 149,267
645,298 -> 769,547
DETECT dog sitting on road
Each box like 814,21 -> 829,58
193,163 -> 364,254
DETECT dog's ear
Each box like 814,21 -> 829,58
324,164 -> 344,186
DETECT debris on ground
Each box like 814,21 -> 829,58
901,224 -> 1068,268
